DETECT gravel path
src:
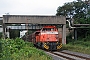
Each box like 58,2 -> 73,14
46,50 -> 90,60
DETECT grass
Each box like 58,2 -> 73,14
63,34 -> 90,54
62,41 -> 90,55
0,38 -> 52,60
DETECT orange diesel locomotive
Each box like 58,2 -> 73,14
31,26 -> 62,50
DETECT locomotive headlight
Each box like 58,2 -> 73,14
57,42 -> 58,44
45,43 -> 46,44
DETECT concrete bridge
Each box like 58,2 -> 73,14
3,15 -> 66,44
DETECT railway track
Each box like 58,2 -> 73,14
45,50 -> 90,60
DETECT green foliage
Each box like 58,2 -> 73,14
63,35 -> 90,54
0,38 -> 52,60
56,0 -> 90,24
56,0 -> 90,40
77,28 -> 90,39
85,17 -> 90,24
66,33 -> 74,43
62,44 -> 90,54
56,2 -> 75,16
9,30 -> 20,39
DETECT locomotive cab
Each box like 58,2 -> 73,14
31,26 -> 62,50
40,26 -> 62,50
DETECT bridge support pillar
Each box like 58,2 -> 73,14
2,23 -> 6,39
74,28 -> 77,40
6,28 -> 10,38
62,24 -> 66,44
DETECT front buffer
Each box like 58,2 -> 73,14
43,42 -> 62,50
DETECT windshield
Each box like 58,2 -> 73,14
42,28 -> 54,31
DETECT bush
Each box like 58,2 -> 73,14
0,38 -> 52,60
66,33 -> 74,43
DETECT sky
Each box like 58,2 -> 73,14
0,0 -> 75,17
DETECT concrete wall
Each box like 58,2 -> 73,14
3,15 -> 66,24
58,28 -> 73,36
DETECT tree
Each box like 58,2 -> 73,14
56,0 -> 90,24
56,0 -> 90,40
